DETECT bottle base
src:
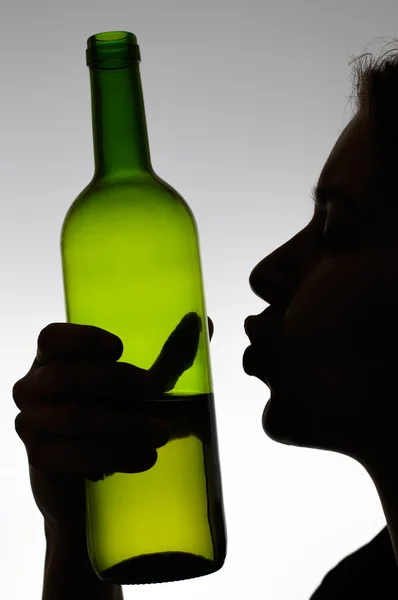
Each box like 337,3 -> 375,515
97,551 -> 224,585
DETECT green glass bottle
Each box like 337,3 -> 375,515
60,31 -> 226,585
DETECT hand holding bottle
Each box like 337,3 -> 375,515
13,315 -> 214,535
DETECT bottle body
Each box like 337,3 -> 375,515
61,173 -> 226,583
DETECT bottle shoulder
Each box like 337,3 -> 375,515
61,172 -> 197,232
71,172 -> 190,207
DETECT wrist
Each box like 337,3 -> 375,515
44,521 -> 123,600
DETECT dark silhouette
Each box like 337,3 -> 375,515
13,39 -> 398,599
12,316 -> 213,600
242,40 -> 398,598
310,527 -> 398,598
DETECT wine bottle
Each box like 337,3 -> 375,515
60,31 -> 227,585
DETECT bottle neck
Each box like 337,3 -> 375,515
90,62 -> 152,179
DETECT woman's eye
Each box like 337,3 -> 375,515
318,222 -> 352,254
314,205 -> 360,254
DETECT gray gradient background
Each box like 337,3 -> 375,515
0,0 -> 395,598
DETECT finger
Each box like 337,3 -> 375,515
207,316 -> 214,341
12,357 -> 39,409
26,437 -> 158,475
149,312 -> 202,393
36,323 -> 123,366
13,361 -> 154,411
15,405 -> 170,446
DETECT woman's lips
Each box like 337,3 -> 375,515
243,307 -> 286,384
242,344 -> 268,377
244,306 -> 285,345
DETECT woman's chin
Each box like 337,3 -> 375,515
262,395 -> 306,446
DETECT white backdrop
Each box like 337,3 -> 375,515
0,0 -> 391,598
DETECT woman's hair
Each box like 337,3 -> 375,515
349,38 -> 398,155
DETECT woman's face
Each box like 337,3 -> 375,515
243,111 -> 398,466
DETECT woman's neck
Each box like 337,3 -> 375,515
361,457 -> 398,562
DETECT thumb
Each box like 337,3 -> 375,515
149,312 -> 202,394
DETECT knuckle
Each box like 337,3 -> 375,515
14,412 -> 27,440
37,323 -> 70,364
37,323 -> 58,349
12,378 -> 23,400
13,360 -> 41,410
12,377 -> 28,406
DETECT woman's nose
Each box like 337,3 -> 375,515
249,256 -> 293,307
249,225 -> 319,308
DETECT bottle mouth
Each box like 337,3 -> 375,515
86,31 -> 141,68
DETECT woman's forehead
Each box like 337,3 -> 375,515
318,113 -> 376,205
